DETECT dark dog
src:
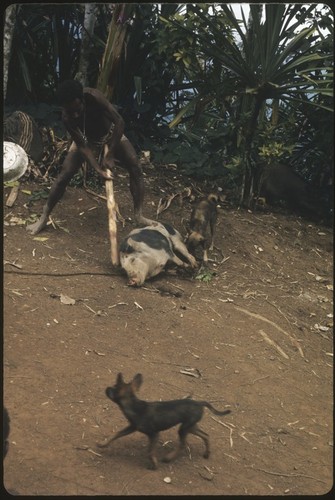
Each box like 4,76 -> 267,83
186,194 -> 218,263
97,373 -> 231,469
120,221 -> 197,286
259,164 -> 323,215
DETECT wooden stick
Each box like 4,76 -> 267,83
259,329 -> 289,359
5,185 -> 20,207
105,167 -> 119,266
233,305 -> 304,357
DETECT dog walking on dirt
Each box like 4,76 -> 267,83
97,373 -> 231,469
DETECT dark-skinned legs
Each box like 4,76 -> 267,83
26,150 -> 83,235
114,136 -> 153,225
26,136 -> 153,235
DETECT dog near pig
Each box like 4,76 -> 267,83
186,194 -> 218,264
119,221 -> 197,286
97,373 -> 231,469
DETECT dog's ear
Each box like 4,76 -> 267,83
105,387 -> 115,400
131,373 -> 143,392
116,373 -> 124,386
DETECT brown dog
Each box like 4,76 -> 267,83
186,194 -> 218,263
97,373 -> 231,469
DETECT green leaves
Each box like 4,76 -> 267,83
165,4 -> 333,110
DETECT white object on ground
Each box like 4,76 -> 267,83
3,141 -> 28,182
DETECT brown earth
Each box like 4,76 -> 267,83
3,163 -> 334,496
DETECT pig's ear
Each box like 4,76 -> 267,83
132,373 -> 143,392
116,373 -> 124,386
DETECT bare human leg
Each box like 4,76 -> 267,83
115,137 -> 154,226
26,150 -> 83,235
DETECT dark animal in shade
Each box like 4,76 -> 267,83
259,164 -> 324,216
97,373 -> 231,469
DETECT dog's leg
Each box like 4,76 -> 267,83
147,433 -> 159,470
188,424 -> 210,458
162,444 -> 182,463
97,424 -> 136,448
209,216 -> 216,251
162,424 -> 189,463
202,248 -> 209,264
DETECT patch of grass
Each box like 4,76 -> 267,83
195,269 -> 215,282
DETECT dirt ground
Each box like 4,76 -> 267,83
3,163 -> 333,496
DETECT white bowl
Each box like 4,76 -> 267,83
3,141 -> 28,182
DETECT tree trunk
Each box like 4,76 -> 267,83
241,95 -> 263,207
97,4 -> 133,100
76,4 -> 97,87
240,4 -> 264,208
3,5 -> 18,101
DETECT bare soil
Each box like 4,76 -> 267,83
3,164 -> 333,496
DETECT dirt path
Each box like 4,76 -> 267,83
3,169 -> 333,495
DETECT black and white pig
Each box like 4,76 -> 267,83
120,221 -> 197,286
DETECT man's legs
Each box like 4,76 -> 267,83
26,150 -> 83,235
115,136 -> 153,225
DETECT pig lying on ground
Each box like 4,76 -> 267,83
120,221 -> 197,286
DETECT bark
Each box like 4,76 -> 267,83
97,4 -> 133,100
76,4 -> 97,87
3,5 -> 18,101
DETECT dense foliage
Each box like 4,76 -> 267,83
4,3 -> 333,206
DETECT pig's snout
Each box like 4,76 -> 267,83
127,277 -> 142,287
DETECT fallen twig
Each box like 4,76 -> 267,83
108,302 -> 128,308
166,281 -> 185,292
233,305 -> 304,357
4,260 -> 23,269
84,187 -> 107,201
265,299 -> 292,325
74,445 -> 102,457
239,432 -> 253,444
83,303 -> 98,314
259,329 -> 289,359
210,416 -> 234,447
247,465 -> 326,484
208,305 -> 222,318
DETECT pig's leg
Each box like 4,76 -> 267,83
170,238 -> 197,268
170,253 -> 190,268
157,222 -> 197,267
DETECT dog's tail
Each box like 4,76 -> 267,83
201,402 -> 231,416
